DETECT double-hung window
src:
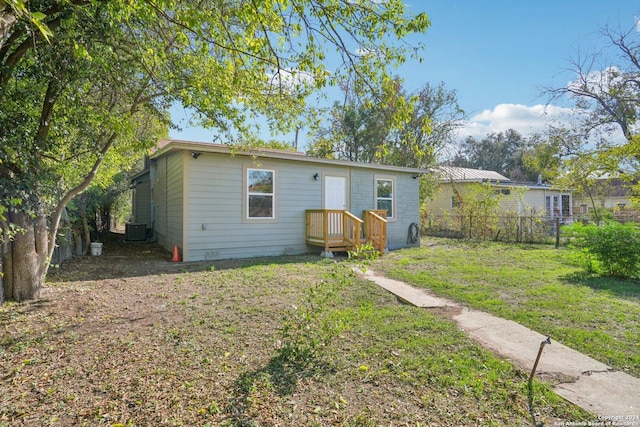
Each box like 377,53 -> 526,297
376,177 -> 394,219
246,168 -> 275,220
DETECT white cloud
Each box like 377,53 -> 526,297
354,47 -> 374,57
567,66 -> 623,97
354,47 -> 385,59
267,68 -> 315,91
455,102 -> 628,149
458,103 -> 576,140
347,0 -> 385,3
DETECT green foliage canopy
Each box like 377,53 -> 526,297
1,1 -> 430,204
306,80 -> 463,168
451,129 -> 540,181
0,0 -> 429,300
544,24 -> 640,202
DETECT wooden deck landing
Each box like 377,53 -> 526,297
305,209 -> 387,254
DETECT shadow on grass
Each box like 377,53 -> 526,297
561,271 -> 640,301
47,231 -> 332,282
225,356 -> 334,426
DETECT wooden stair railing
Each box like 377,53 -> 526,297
363,210 -> 388,254
305,210 -> 363,252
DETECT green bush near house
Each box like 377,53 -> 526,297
564,220 -> 640,279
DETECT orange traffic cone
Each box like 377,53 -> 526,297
172,245 -> 181,262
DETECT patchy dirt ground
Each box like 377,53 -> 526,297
0,234 -> 588,426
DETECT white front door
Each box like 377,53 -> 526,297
324,175 -> 347,236
324,176 -> 347,210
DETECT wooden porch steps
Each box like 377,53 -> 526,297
305,209 -> 388,254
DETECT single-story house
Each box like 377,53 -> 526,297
573,178 -> 635,215
425,166 -> 573,219
130,139 -> 425,261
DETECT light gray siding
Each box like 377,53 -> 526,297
153,153 -> 184,253
131,172 -> 151,227
148,146 -> 422,261
391,173 -> 421,249
350,170 -> 420,250
153,158 -> 166,245
350,168 -> 372,216
186,153 -> 323,261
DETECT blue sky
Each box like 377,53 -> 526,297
170,1 -> 640,152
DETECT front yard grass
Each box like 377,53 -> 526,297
372,237 -> 640,378
0,245 -> 591,426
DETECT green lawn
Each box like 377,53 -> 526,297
0,248 -> 592,426
372,237 -> 640,377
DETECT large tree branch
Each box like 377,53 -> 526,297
0,1 -> 91,98
35,79 -> 60,148
46,76 -> 151,264
143,0 -> 275,66
0,4 -> 18,51
47,132 -> 117,265
603,25 -> 640,72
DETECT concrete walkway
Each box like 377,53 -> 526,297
359,268 -> 640,420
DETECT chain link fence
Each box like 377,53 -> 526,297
422,212 -> 569,245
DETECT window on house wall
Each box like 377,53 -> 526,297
247,168 -> 275,219
376,177 -> 394,218
561,194 -> 571,217
546,195 -> 559,218
451,188 -> 462,209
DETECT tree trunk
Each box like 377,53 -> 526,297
78,195 -> 91,255
0,237 -> 6,303
73,229 -> 83,256
2,208 -> 49,302
0,6 -> 18,51
81,213 -> 91,255
588,193 -> 600,225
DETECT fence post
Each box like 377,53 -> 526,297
529,216 -> 534,243
517,216 -> 522,243
555,218 -> 560,248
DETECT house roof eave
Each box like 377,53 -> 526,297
439,180 -> 573,192
150,139 -> 430,175
129,168 -> 150,184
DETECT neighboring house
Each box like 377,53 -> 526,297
425,166 -> 573,219
130,139 -> 425,261
573,178 -> 635,215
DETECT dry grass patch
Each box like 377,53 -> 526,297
0,236 -> 590,426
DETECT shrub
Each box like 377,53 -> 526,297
564,221 -> 640,278
276,263 -> 353,368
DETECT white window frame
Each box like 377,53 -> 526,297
561,194 -> 571,218
451,195 -> 460,209
375,175 -> 396,220
244,166 -> 277,222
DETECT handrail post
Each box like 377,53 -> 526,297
363,210 -> 387,254
323,210 -> 329,251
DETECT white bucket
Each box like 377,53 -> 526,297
90,242 -> 103,256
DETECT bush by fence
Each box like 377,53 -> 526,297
422,212 -> 567,245
564,221 -> 640,279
